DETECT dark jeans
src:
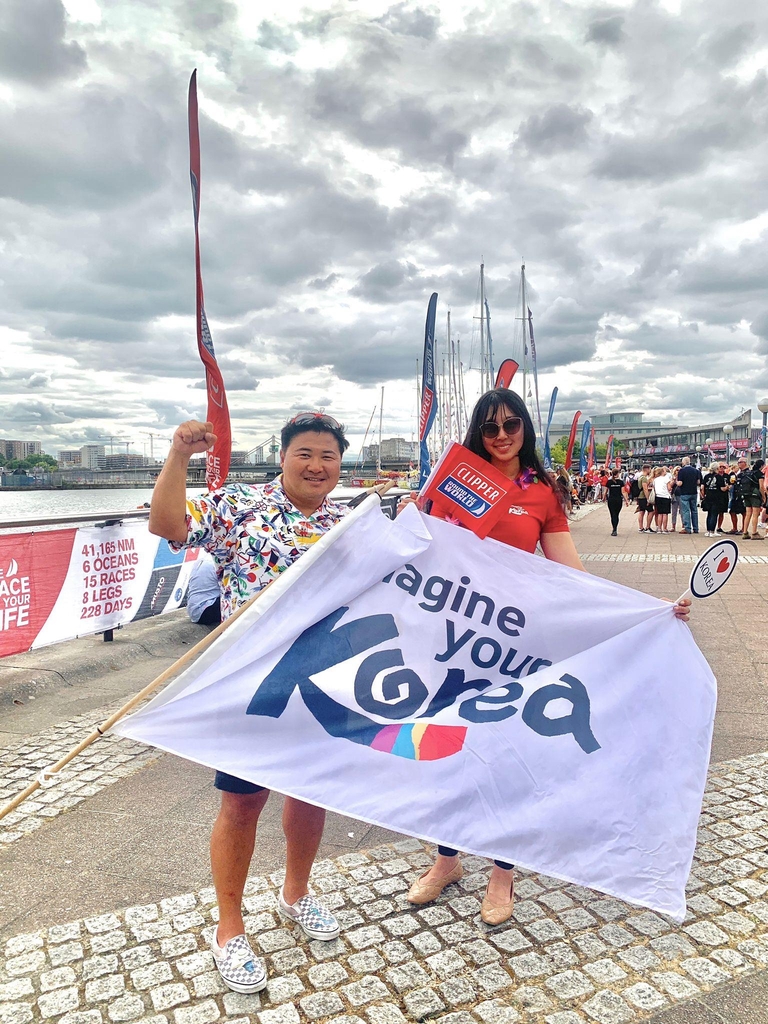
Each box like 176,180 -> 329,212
706,507 -> 719,533
437,845 -> 513,870
679,493 -> 698,532
608,501 -> 622,530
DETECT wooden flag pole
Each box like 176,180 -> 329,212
0,483 -> 395,823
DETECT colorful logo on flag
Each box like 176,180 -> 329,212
247,599 -> 600,760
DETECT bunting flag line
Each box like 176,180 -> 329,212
188,70 -> 232,492
115,501 -> 716,921
527,308 -> 543,437
418,293 -> 439,489
543,386 -> 558,470
579,419 -> 591,475
564,411 -> 581,472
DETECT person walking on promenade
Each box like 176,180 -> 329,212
676,456 -> 702,534
653,465 -> 673,533
740,458 -> 766,540
670,466 -> 682,532
606,468 -> 627,536
628,471 -> 639,505
149,412 -> 350,993
599,469 -> 609,501
645,467 -> 663,532
402,389 -> 691,926
636,463 -> 652,532
701,463 -> 729,537
728,459 -> 747,534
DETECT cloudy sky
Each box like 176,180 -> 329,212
1,0 -> 768,459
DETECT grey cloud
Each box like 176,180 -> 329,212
146,398 -> 205,425
3,400 -> 75,425
517,104 -> 593,154
192,363 -> 261,391
175,0 -> 238,34
0,88 -> 171,208
1,0 -> 768,452
585,13 -> 624,46
375,3 -> 440,40
702,22 -> 756,68
0,0 -> 86,85
257,20 -> 299,54
309,273 -> 340,290
350,260 -> 421,301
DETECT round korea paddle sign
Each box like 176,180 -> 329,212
689,539 -> 739,599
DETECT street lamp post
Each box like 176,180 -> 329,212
695,445 -> 702,468
723,424 -> 733,464
705,438 -> 713,466
758,400 -> 768,463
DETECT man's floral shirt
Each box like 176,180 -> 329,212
170,479 -> 349,619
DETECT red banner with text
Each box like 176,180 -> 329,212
0,523 -> 201,658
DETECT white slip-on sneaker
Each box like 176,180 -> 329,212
209,931 -> 267,993
278,889 -> 340,940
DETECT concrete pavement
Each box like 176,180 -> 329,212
1,502 -> 768,1023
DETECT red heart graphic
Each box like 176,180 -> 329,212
717,557 -> 730,574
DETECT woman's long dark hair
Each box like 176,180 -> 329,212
462,388 -> 554,492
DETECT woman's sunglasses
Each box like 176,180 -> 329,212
479,416 -> 523,439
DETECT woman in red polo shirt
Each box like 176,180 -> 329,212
406,388 -> 691,925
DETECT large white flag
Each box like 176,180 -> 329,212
115,499 -> 716,921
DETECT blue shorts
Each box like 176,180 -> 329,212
214,771 -> 266,795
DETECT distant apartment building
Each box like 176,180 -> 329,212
0,438 -> 42,460
79,444 -> 106,469
58,450 -> 82,466
103,453 -> 146,470
363,437 -> 418,462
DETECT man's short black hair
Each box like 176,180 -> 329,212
280,414 -> 349,456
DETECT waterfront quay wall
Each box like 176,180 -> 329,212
1,461 -> 413,490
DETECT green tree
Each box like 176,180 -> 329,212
27,453 -> 58,470
5,454 -> 57,471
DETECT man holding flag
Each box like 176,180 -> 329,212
149,412 -> 350,993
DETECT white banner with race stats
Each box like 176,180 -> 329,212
116,501 -> 717,921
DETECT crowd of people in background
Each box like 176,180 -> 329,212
563,456 -> 768,539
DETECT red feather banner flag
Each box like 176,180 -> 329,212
604,434 -> 615,469
494,359 -> 519,389
564,411 -> 581,471
188,70 -> 231,491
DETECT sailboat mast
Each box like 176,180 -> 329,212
439,357 -> 446,448
446,311 -> 452,443
378,386 -> 384,477
458,336 -> 467,436
479,261 -> 487,392
520,260 -> 528,410
356,404 -> 377,474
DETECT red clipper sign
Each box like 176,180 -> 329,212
419,441 -> 515,538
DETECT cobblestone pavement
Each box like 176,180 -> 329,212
582,552 -> 768,564
0,699 -> 161,848
3,751 -> 768,1024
